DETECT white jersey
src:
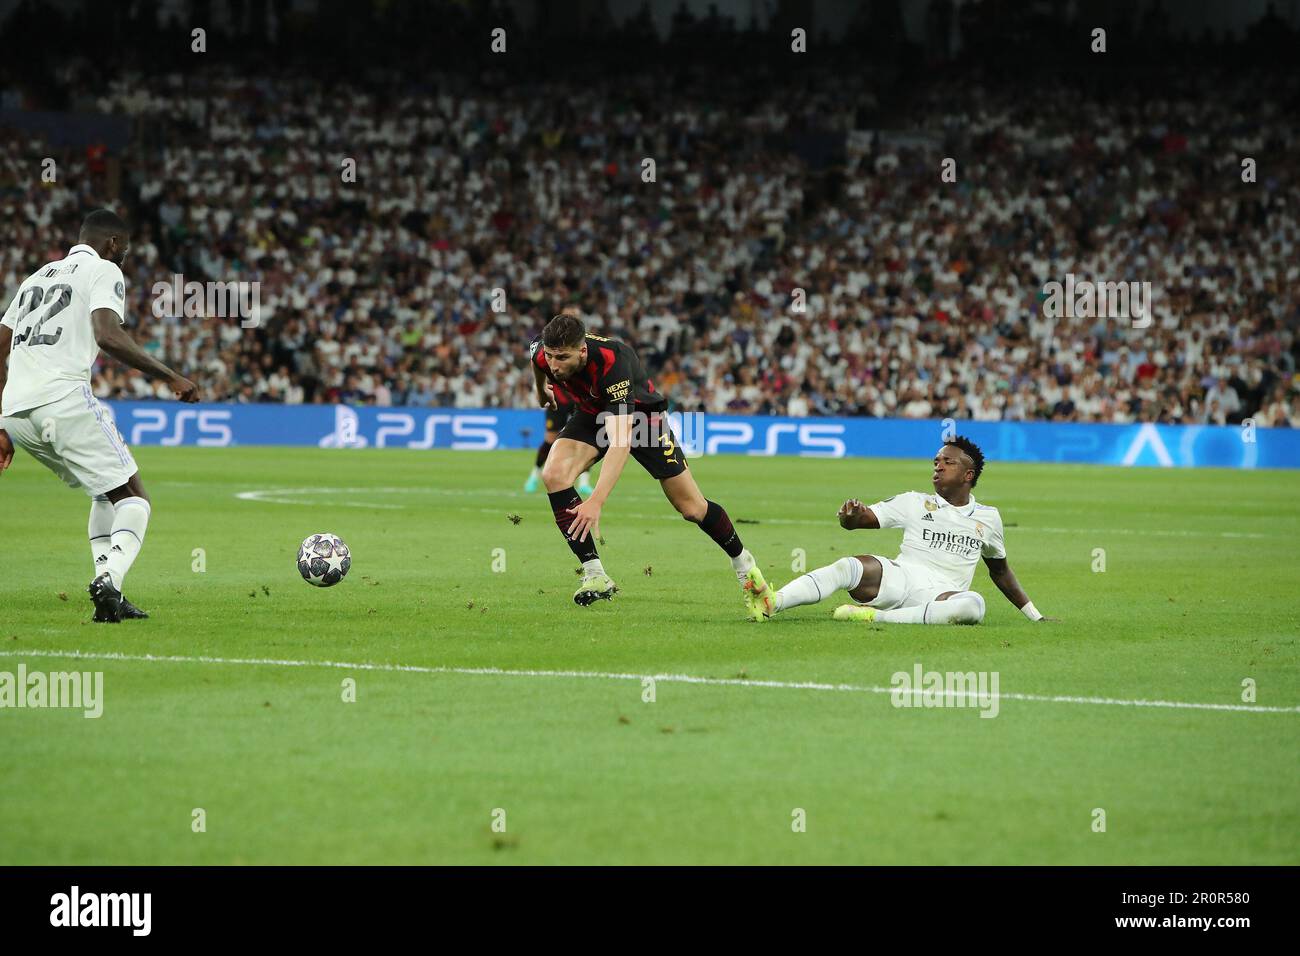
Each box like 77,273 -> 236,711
869,490 -> 1007,593
1,244 -> 126,416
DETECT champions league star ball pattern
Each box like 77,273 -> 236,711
297,533 -> 351,587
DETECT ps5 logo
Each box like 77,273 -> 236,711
325,410 -> 499,449
125,407 -> 232,446
703,422 -> 846,457
372,412 -> 498,449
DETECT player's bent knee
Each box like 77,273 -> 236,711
848,582 -> 877,603
663,481 -> 706,521
107,475 -> 149,505
952,591 -> 985,625
847,556 -> 879,603
540,456 -> 573,491
677,501 -> 706,521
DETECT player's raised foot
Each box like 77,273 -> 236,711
576,479 -> 595,497
523,473 -> 540,493
743,566 -> 775,622
119,596 -> 150,620
832,604 -> 877,623
88,573 -> 123,623
573,572 -> 618,607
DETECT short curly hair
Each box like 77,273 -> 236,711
948,435 -> 985,487
542,313 -> 586,349
80,208 -> 130,243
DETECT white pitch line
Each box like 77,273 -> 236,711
1,649 -> 1295,716
234,488 -> 406,509
232,487 -> 1271,539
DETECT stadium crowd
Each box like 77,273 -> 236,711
1,2 -> 1297,427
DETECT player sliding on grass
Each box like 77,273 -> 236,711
0,209 -> 200,623
531,312 -> 759,607
743,436 -> 1057,626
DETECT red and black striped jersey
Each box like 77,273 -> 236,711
530,333 -> 667,416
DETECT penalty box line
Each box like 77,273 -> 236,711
1,649 -> 1296,716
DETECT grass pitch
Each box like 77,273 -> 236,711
1,446 -> 1297,864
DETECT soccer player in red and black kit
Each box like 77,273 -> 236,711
530,313 -> 759,607
523,306 -> 595,496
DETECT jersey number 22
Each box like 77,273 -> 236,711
12,283 -> 72,348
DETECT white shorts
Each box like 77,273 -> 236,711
2,385 -> 138,497
860,555 -> 953,610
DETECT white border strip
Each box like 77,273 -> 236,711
1,649 -> 1295,715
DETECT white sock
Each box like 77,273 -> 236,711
875,591 -> 986,625
528,466 -> 540,479
88,494 -> 114,576
731,548 -> 755,585
774,556 -> 863,613
578,471 -> 591,486
104,496 -> 151,591
581,558 -> 605,578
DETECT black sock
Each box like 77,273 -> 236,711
694,499 -> 743,558
548,488 -> 599,563
535,440 -> 553,468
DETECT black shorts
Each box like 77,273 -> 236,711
558,409 -> 687,481
546,402 -> 580,433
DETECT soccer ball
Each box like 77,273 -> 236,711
297,532 -> 351,587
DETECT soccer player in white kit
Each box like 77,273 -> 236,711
744,437 -> 1057,625
0,209 -> 199,622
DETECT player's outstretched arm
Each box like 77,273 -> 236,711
566,412 -> 632,542
92,309 -> 199,402
838,498 -> 880,530
982,556 -> 1058,622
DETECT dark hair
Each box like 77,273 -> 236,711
949,435 -> 985,487
542,313 -> 586,349
80,208 -> 130,242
